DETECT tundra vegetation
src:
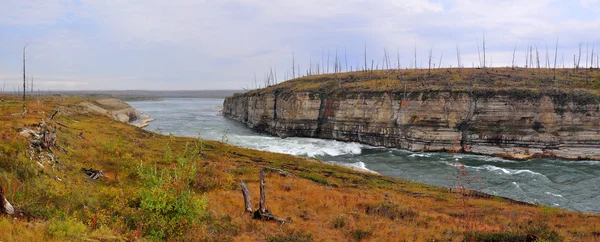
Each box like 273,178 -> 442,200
1,87 -> 600,241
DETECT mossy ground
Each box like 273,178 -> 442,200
1,93 -> 599,241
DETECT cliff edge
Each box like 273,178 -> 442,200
223,68 -> 600,160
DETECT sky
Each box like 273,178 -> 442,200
1,0 -> 599,91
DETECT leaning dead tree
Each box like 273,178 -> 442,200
22,44 -> 29,116
240,168 -> 288,223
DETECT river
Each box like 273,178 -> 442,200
127,98 -> 600,213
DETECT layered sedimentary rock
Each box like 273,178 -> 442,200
224,90 -> 600,160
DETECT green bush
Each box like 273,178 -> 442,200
136,156 -> 207,240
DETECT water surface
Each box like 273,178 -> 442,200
128,98 -> 600,213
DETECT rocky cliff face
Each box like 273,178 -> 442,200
223,90 -> 600,160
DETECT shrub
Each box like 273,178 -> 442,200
331,216 -> 347,229
136,157 -> 207,240
195,163 -> 235,192
348,229 -> 372,241
521,220 -> 563,242
363,201 -> 418,220
268,230 -> 313,242
464,232 -> 527,242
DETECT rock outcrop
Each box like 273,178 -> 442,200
224,89 -> 600,160
78,99 -> 141,123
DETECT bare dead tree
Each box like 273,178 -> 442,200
525,45 -> 529,68
386,48 -> 392,70
364,43 -> 367,72
239,168 -> 287,223
456,42 -> 462,69
438,52 -> 443,69
22,44 -> 29,116
586,42 -> 589,69
482,33 -> 486,69
428,48 -> 433,75
395,47 -> 399,70
254,72 -> 257,89
553,38 -> 558,80
334,48 -> 339,74
309,57 -> 312,76
274,66 -> 278,84
530,46 -> 534,68
292,52 -> 295,79
344,46 -> 348,72
577,42 -> 582,69
477,41 -> 482,68
327,48 -> 330,73
512,44 -> 517,69
414,43 -> 417,69
544,43 -> 549,68
536,46 -> 541,74
590,45 -> 595,70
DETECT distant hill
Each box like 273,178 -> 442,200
47,90 -> 242,100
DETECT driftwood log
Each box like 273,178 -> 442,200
240,168 -> 288,223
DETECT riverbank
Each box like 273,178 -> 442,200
1,94 -> 599,241
224,68 -> 600,161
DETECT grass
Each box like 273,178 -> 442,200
1,93 -> 600,241
243,68 -> 600,101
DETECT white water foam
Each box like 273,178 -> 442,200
229,135 -> 363,157
476,165 -> 543,176
545,192 -> 563,198
334,161 -> 370,171
512,182 -> 520,188
409,152 -> 433,158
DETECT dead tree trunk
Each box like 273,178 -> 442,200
22,44 -> 29,116
259,169 -> 266,215
512,44 -> 517,69
241,180 -> 253,214
240,168 -> 287,223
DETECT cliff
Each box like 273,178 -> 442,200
78,98 -> 141,123
224,68 -> 600,160
3,94 -> 600,241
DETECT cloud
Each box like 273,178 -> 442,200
0,0 -> 599,90
581,0 -> 600,12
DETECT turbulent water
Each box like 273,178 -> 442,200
128,98 -> 600,213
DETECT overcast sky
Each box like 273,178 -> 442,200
1,0 -> 599,90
